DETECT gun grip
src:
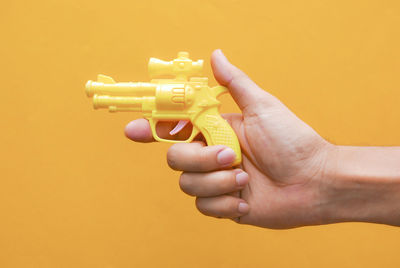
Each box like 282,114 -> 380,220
193,108 -> 242,166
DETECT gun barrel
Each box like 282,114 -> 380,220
86,81 -> 157,97
93,95 -> 154,112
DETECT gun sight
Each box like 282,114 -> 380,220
148,52 -> 203,80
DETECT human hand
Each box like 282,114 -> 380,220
125,49 -> 336,229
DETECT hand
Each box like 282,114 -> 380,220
125,49 -> 336,229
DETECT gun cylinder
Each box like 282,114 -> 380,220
93,95 -> 149,112
86,81 -> 157,97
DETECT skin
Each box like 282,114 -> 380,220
124,50 -> 400,229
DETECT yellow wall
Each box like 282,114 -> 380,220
1,0 -> 400,267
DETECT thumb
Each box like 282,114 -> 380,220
211,49 -> 277,113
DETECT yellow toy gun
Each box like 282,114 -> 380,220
85,52 -> 241,165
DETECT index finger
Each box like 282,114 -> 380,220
124,118 -> 154,143
124,118 -> 195,143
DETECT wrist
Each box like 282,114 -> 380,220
319,145 -> 400,226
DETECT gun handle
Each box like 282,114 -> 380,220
193,108 -> 242,166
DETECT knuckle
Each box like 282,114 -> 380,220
236,71 -> 249,81
197,149 -> 210,170
178,173 -> 187,189
179,173 -> 195,195
195,198 -> 210,216
195,197 -> 235,218
231,70 -> 248,85
216,171 -> 236,192
230,200 -> 240,212
222,197 -> 238,215
166,145 -> 180,170
213,176 -> 227,193
196,145 -> 222,171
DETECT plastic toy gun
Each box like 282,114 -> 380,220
85,52 -> 241,165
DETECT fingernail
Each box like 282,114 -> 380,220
236,172 -> 249,186
217,148 -> 236,166
238,202 -> 250,214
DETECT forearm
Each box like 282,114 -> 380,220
322,145 -> 400,226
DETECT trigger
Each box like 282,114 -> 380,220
169,120 -> 189,135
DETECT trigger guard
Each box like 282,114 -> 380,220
148,118 -> 199,143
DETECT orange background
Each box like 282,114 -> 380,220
1,0 -> 400,267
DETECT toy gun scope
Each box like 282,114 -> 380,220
148,51 -> 203,79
